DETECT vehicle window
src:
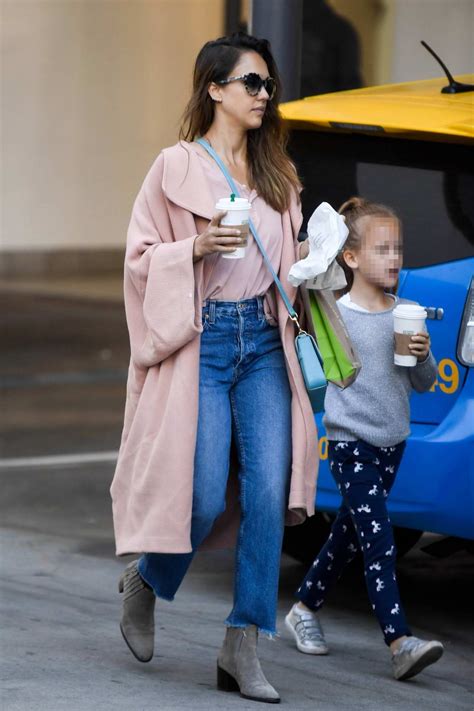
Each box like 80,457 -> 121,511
288,131 -> 474,268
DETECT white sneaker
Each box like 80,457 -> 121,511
285,603 -> 329,655
392,636 -> 444,681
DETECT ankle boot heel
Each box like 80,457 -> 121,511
118,576 -> 124,594
217,665 -> 239,692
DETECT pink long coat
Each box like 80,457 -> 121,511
111,141 -> 319,556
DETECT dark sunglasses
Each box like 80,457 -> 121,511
216,72 -> 276,99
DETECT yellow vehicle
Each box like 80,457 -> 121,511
280,74 -> 474,143
280,72 -> 474,561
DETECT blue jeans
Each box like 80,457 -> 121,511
138,297 -> 292,635
296,439 -> 412,645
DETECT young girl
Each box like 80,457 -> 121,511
285,197 -> 444,681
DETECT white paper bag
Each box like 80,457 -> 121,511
289,202 -> 349,288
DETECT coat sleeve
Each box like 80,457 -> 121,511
124,153 -> 202,368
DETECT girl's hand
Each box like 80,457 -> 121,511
298,239 -> 310,260
193,211 -> 245,262
409,332 -> 430,362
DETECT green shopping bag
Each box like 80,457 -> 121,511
303,288 -> 361,389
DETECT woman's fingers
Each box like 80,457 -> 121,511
214,234 -> 246,244
209,210 -> 227,227
209,212 -> 242,234
211,234 -> 246,247
215,245 -> 244,252
212,241 -> 244,252
197,219 -> 247,257
213,226 -> 242,237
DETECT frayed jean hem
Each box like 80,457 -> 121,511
224,620 -> 279,640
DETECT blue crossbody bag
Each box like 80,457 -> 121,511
196,138 -> 327,413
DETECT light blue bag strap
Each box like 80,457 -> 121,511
196,137 -> 299,322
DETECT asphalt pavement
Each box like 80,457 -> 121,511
1,290 -> 473,710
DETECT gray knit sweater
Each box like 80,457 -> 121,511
323,297 -> 437,447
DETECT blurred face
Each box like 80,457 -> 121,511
209,51 -> 273,130
344,215 -> 403,289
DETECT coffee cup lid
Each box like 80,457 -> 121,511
216,196 -> 252,211
393,304 -> 427,319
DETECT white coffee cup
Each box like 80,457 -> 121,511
393,303 -> 427,367
215,196 -> 252,259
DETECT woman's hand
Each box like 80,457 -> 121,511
409,332 -> 431,362
193,211 -> 246,262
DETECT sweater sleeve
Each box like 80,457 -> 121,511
124,153 -> 202,368
409,351 -> 438,393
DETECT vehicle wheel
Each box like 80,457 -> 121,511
283,512 -> 334,566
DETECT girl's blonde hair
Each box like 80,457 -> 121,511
337,196 -> 400,292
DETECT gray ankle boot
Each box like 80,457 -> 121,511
118,560 -> 155,662
217,626 -> 280,704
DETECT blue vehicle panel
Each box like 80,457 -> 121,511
400,260 -> 472,425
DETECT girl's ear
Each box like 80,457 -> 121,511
208,82 -> 223,103
342,249 -> 358,270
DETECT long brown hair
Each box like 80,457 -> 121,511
337,197 -> 400,292
180,32 -> 300,213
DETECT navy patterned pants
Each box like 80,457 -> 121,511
296,439 -> 412,645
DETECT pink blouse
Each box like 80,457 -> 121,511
193,147 -> 284,302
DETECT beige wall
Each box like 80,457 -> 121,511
329,0 -> 472,86
391,0 -> 473,82
1,0 -> 224,252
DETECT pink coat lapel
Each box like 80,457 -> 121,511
162,141 -> 215,220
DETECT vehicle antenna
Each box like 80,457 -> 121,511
421,41 -> 474,94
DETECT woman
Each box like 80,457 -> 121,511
112,32 -> 318,704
